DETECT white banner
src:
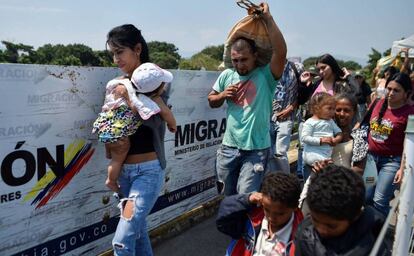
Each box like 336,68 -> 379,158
0,64 -> 225,255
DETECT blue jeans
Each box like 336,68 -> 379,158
296,121 -> 305,178
215,145 -> 269,196
302,164 -> 312,181
371,153 -> 401,217
269,119 -> 294,173
112,160 -> 165,256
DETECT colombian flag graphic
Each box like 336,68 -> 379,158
23,139 -> 95,209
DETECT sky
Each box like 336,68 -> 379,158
0,0 -> 413,65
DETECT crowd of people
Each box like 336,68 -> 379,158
92,2 -> 414,255
206,3 -> 413,256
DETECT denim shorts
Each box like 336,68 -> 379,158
112,160 -> 165,256
215,144 -> 269,196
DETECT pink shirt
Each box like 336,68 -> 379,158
312,83 -> 334,96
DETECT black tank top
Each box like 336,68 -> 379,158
128,125 -> 155,155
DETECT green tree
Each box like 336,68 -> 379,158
303,57 -> 318,69
383,48 -> 391,56
1,41 -> 19,63
179,53 -> 221,71
148,41 -> 181,69
35,44 -> 56,64
150,51 -> 179,69
1,41 -> 36,63
17,45 -> 36,64
94,50 -> 114,67
178,59 -> 196,70
303,57 -> 361,71
35,43 -> 101,66
66,44 -> 100,66
363,47 -> 393,83
200,45 -> 224,61
366,48 -> 382,74
53,55 -> 82,66
337,60 -> 361,71
177,44 -> 227,71
0,48 -> 6,62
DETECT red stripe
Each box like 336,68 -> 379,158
36,148 -> 94,208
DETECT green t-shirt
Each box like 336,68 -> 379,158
212,64 -> 277,150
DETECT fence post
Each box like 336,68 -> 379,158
393,115 -> 414,255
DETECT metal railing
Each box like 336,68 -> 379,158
369,115 -> 414,256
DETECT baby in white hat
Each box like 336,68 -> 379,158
93,62 -> 176,192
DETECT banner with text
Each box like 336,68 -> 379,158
0,64 -> 225,255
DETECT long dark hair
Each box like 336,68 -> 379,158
106,24 -> 150,63
383,66 -> 398,87
316,54 -> 345,80
376,72 -> 412,125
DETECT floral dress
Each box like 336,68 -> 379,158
92,78 -> 141,143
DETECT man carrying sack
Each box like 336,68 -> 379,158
208,2 -> 287,196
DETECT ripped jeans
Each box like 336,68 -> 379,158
215,144 -> 269,196
112,160 -> 165,256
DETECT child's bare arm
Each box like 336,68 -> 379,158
152,96 -> 177,132
125,94 -> 138,114
112,84 -> 138,114
319,137 -> 333,145
332,132 -> 343,146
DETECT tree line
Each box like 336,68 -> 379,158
0,40 -> 223,70
0,40 -> 390,78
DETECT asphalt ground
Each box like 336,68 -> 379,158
153,214 -> 231,256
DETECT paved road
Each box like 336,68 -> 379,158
153,215 -> 231,256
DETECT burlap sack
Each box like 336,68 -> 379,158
222,9 -> 272,69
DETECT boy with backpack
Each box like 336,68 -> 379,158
216,172 -> 303,256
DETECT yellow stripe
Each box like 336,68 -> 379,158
23,140 -> 86,202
